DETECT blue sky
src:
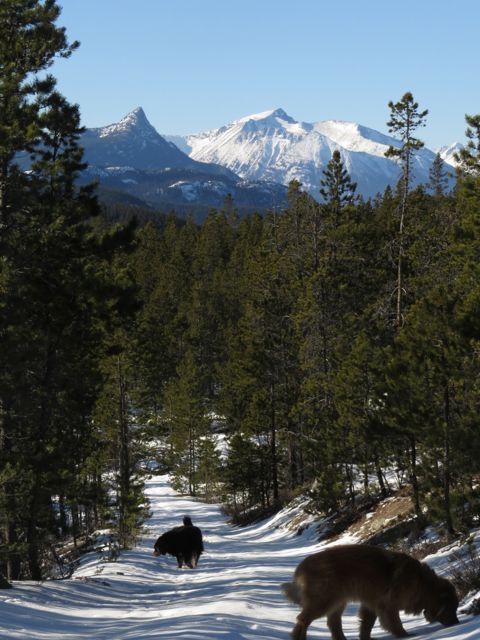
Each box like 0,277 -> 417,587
53,0 -> 479,149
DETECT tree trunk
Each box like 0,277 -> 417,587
27,503 -> 42,581
374,451 -> 388,498
287,424 -> 299,490
443,382 -> 454,535
0,157 -> 9,232
270,382 -> 279,503
3,521 -> 21,581
345,464 -> 355,505
1,407 -> 22,580
117,356 -> 130,547
409,435 -> 422,522
395,149 -> 410,328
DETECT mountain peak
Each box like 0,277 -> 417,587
82,108 -> 199,170
437,141 -> 462,167
116,107 -> 153,129
184,109 -> 444,198
270,108 -> 290,119
98,107 -> 155,138
120,106 -> 150,127
236,107 -> 295,125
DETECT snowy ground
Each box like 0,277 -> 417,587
0,474 -> 478,639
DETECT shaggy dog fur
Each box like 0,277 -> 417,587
281,544 -> 459,640
153,516 -> 204,569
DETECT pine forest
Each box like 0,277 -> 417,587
1,1 -> 480,584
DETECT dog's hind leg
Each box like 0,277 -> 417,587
291,611 -> 309,640
183,550 -> 196,568
291,604 -> 328,640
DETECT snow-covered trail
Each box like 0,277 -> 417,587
0,475 -> 477,639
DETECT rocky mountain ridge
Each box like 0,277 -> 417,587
79,108 -> 287,219
166,107 -> 457,198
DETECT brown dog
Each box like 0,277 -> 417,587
282,544 -> 458,640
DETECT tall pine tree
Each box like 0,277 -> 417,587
0,0 -> 136,580
385,92 -> 428,327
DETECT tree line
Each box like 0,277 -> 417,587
0,0 -> 146,581
130,121 -> 480,536
1,0 -> 480,582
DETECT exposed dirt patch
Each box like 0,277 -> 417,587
348,496 -> 414,541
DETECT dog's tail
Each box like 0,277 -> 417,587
281,579 -> 303,605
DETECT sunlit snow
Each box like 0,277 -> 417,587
177,109 -> 446,198
0,475 -> 477,639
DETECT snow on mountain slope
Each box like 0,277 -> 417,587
438,142 -> 463,167
81,107 -> 194,170
81,107 -> 235,180
78,108 -> 292,217
0,474 -> 477,639
168,109 -> 445,198
97,107 -> 157,138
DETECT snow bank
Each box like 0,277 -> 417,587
0,475 -> 477,639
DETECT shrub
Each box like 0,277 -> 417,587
450,537 -> 480,601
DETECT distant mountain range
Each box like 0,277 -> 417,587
82,107 -> 234,177
77,107 -> 459,219
165,108 -> 459,199
79,107 -> 288,220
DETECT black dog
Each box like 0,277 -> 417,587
153,516 -> 204,568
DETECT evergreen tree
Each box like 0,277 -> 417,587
195,437 -> 222,502
293,196 -> 379,506
455,114 -> 480,175
94,338 -> 148,549
0,1 -> 136,579
220,216 -> 299,504
188,210 -> 236,400
385,92 -> 428,327
319,150 -> 357,214
428,152 -> 451,196
216,215 -> 265,431
129,219 -> 181,419
0,0 -> 78,226
224,433 -> 264,517
385,287 -> 479,533
283,179 -> 322,275
163,350 -> 210,496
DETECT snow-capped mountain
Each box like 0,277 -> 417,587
81,107 -> 233,178
78,107 -> 456,219
81,107 -> 189,170
78,108 -> 288,219
437,142 -> 462,168
165,108 -> 449,198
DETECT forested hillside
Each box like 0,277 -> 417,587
125,147 -> 480,533
1,0 -> 480,584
